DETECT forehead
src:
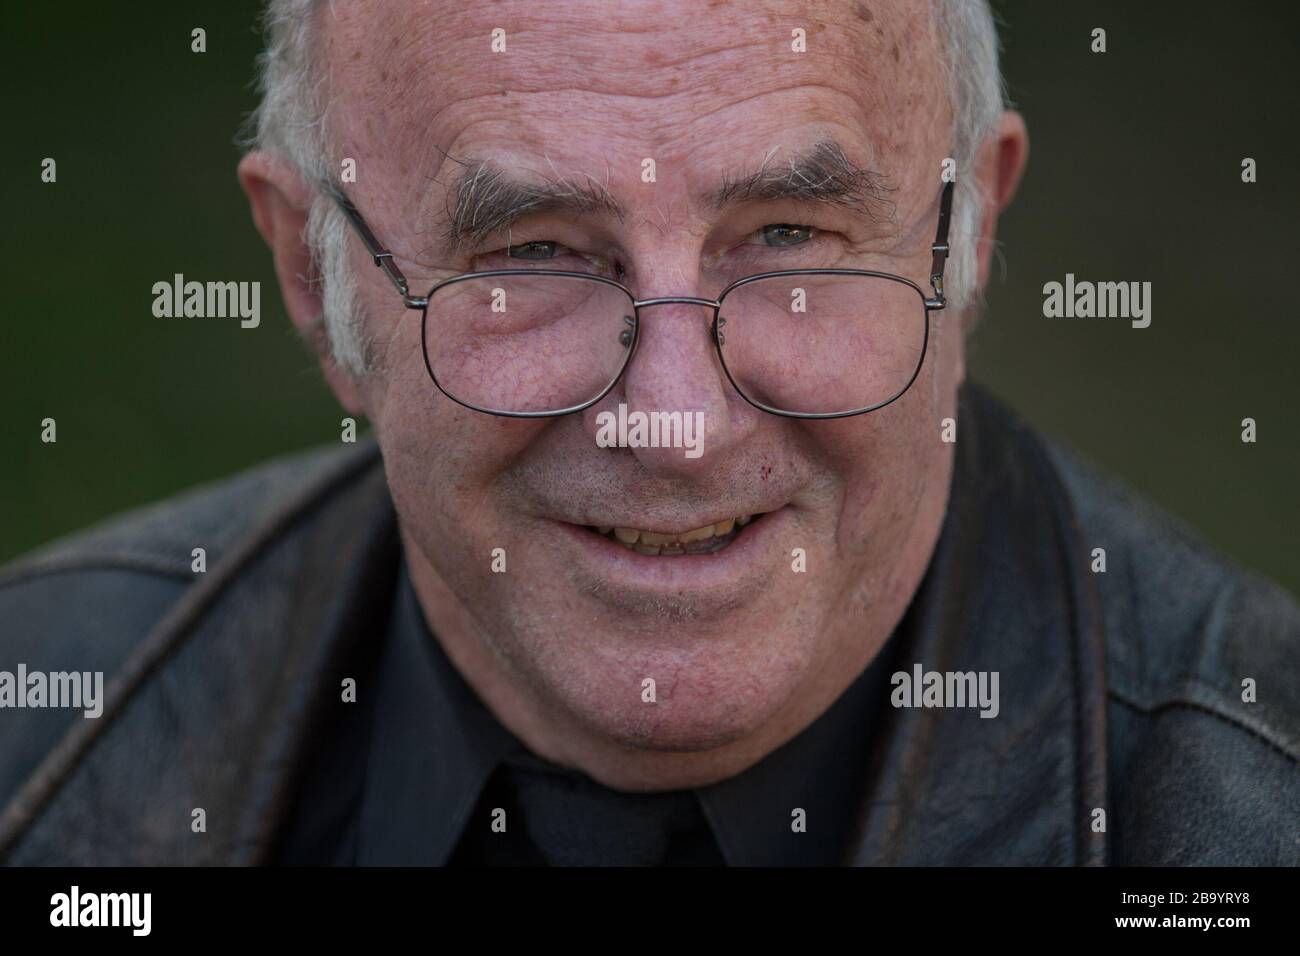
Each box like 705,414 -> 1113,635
322,0 -> 948,216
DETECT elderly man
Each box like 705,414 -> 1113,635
0,0 -> 1295,867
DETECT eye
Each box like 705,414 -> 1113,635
507,240 -> 560,260
752,224 -> 815,247
484,240 -> 623,278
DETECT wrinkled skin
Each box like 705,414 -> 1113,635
240,0 -> 1027,790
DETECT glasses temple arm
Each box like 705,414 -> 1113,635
926,180 -> 954,308
320,181 -> 426,307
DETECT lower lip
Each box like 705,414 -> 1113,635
552,508 -> 790,602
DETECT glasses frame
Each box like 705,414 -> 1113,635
323,179 -> 953,420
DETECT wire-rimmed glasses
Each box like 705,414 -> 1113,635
324,180 -> 953,420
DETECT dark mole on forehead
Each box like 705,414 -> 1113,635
855,2 -> 874,22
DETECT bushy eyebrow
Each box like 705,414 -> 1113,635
436,138 -> 893,254
709,140 -> 895,221
441,160 -> 624,254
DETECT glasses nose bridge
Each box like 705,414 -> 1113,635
631,294 -> 720,312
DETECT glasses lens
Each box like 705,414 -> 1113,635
716,273 -> 928,416
424,273 -> 635,415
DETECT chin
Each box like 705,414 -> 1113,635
526,628 -> 811,756
581,699 -> 762,755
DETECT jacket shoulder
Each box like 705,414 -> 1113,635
0,441 -> 380,820
1044,440 -> 1299,863
2,442 -> 375,584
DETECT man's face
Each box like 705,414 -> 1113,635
322,0 -> 963,769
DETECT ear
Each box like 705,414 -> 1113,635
972,110 -> 1029,293
237,152 -> 364,415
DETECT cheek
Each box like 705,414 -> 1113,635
359,324 -> 533,551
823,334 -> 954,557
381,402 -> 538,540
361,305 -> 490,480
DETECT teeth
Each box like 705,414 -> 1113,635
598,515 -> 758,555
678,524 -> 715,544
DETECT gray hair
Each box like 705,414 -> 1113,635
245,0 -> 1005,377
932,0 -> 1006,332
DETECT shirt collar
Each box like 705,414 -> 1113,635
697,628 -> 902,865
354,557 -> 519,865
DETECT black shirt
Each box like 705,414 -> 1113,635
275,555 -> 902,866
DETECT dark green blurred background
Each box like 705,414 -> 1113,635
3,2 -> 1296,595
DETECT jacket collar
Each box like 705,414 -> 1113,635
846,385 -> 1108,864
0,384 -> 1107,865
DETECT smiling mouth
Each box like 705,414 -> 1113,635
583,514 -> 760,556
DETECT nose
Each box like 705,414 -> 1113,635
581,294 -> 749,479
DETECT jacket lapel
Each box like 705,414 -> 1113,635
848,385 -> 1108,865
1,442 -> 396,864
